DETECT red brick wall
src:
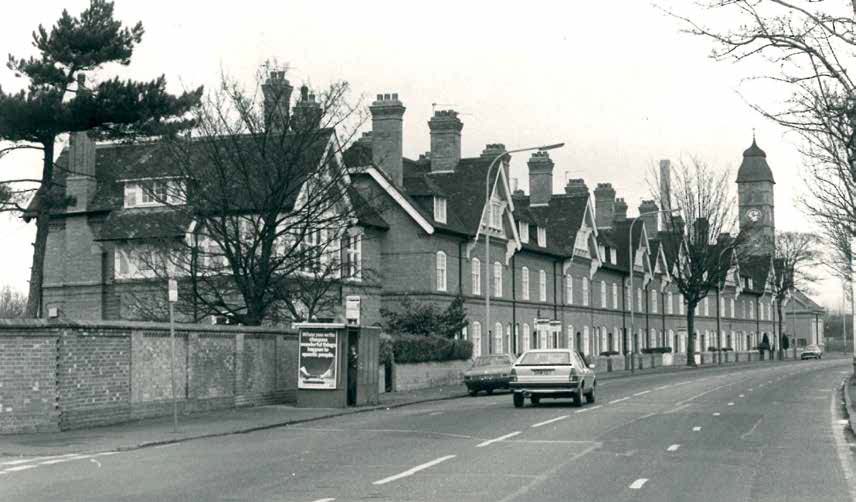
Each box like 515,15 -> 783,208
0,320 -> 298,433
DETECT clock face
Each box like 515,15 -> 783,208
746,209 -> 762,222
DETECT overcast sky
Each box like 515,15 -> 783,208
0,1 -> 844,310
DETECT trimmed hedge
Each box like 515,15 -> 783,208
380,335 -> 473,364
641,347 -> 673,354
706,346 -> 734,352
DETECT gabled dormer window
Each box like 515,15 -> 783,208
124,178 -> 184,208
537,226 -> 546,247
490,201 -> 503,230
434,196 -> 447,224
519,222 -> 529,243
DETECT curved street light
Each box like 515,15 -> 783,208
484,143 -> 564,355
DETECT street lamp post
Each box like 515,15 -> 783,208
484,143 -> 564,356
628,208 -> 680,373
714,246 -> 731,366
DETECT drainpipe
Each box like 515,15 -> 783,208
553,260 -> 559,320
458,240 -> 463,294
661,288 -> 666,348
512,254 -> 517,354
645,284 -> 650,350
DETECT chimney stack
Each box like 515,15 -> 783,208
291,85 -> 322,131
528,151 -> 555,206
428,110 -> 463,172
481,143 -> 508,180
67,73 -> 96,211
659,159 -> 672,230
369,93 -> 406,187
262,71 -> 293,131
613,198 -> 628,223
639,199 -> 659,234
593,183 -> 616,229
563,178 -> 589,197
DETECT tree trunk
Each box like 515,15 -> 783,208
777,299 -> 784,360
686,306 -> 696,367
25,140 -> 55,318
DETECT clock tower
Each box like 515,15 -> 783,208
737,138 -> 775,256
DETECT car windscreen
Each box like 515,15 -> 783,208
804,345 -> 820,351
517,352 -> 572,366
473,356 -> 510,367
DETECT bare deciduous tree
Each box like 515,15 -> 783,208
123,65 -> 379,326
0,286 -> 27,318
654,157 -> 749,366
666,0 -> 856,251
772,231 -> 820,356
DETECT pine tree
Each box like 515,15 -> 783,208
0,1 -> 202,316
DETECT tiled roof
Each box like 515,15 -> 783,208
736,139 -> 775,184
513,194 -> 588,256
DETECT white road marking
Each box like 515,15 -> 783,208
655,385 -> 670,390
90,458 -> 101,468
37,455 -> 88,466
428,411 -> 443,416
748,388 -> 753,392
713,412 -> 721,416
740,417 -> 763,440
531,415 -> 568,428
667,444 -> 680,452
739,394 -> 745,398
831,385 -> 856,501
633,390 -> 651,396
372,455 -> 456,485
728,402 -> 735,406
692,426 -> 702,432
575,405 -> 602,414
0,454 -> 77,466
3,464 -> 37,472
312,499 -> 336,502
477,431 -> 521,448
629,478 -> 649,489
609,397 -> 630,404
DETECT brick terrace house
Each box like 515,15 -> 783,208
39,73 -> 823,357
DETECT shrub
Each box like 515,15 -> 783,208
379,335 -> 395,366
600,350 -> 620,356
389,334 -> 473,364
641,347 -> 672,354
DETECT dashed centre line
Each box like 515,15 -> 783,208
728,402 -> 735,406
667,444 -> 681,452
372,455 -> 456,485
609,397 -> 630,404
739,394 -> 745,398
311,498 -> 336,502
629,478 -> 649,489
575,405 -> 602,414
531,416 -> 568,428
713,412 -> 721,416
633,390 -> 651,396
477,431 -> 521,448
692,426 -> 702,432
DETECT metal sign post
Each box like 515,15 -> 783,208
168,278 -> 178,433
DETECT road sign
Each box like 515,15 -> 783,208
168,279 -> 178,303
346,295 -> 360,325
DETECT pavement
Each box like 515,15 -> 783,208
1,356 -> 853,501
0,354 -> 812,458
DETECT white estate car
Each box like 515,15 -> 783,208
509,349 -> 597,408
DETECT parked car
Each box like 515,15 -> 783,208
463,354 -> 515,396
800,344 -> 823,360
509,349 -> 596,408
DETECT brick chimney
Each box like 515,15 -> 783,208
481,143 -> 508,181
614,198 -> 628,222
291,85 -> 322,131
564,178 -> 589,197
528,151 -> 555,206
429,110 -> 463,172
66,74 -> 96,211
593,183 -> 616,229
369,93 -> 406,187
639,200 -> 659,234
262,71 -> 293,131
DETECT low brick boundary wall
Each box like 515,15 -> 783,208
392,360 -> 471,392
0,319 -> 297,433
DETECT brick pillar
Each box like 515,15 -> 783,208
234,333 -> 244,406
130,330 -> 143,404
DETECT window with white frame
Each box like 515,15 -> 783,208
124,179 -> 184,208
537,226 -> 546,247
490,201 -> 503,230
471,257 -> 481,296
637,288 -> 643,311
566,274 -> 573,304
704,297 -> 710,316
582,277 -> 589,306
610,248 -> 617,264
523,323 -> 531,350
612,283 -> 618,309
720,296 -> 726,316
343,233 -> 362,280
472,322 -> 482,358
749,301 -> 755,319
567,324 -> 575,351
494,261 -> 503,297
519,222 -> 529,243
600,280 -> 607,308
667,291 -> 674,314
680,299 -> 685,315
521,267 -> 530,300
539,270 -> 547,302
494,322 -> 503,354
651,289 -> 658,313
436,251 -> 447,291
433,196 -> 447,224
731,298 -> 736,318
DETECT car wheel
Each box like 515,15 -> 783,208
468,389 -> 478,397
585,382 -> 596,404
531,396 -> 541,406
513,392 -> 524,408
572,391 -> 582,407
486,388 -> 494,395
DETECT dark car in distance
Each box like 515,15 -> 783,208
463,354 -> 515,396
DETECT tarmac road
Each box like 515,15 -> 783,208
2,358 -> 854,502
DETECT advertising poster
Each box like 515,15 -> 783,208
298,330 -> 338,389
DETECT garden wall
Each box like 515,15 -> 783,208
0,319 -> 297,433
